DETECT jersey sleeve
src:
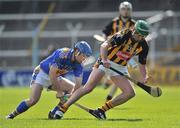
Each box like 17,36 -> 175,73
138,41 -> 149,65
73,64 -> 83,77
51,50 -> 64,68
102,21 -> 113,36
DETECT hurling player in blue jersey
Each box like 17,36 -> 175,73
6,41 -> 92,119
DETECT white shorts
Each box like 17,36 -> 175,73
30,67 -> 62,88
98,61 -> 129,77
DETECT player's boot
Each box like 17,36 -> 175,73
6,113 -> 15,119
54,110 -> 64,119
89,108 -> 106,120
48,111 -> 54,119
48,106 -> 63,119
48,95 -> 68,120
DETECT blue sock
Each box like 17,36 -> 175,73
51,106 -> 60,115
16,101 -> 29,114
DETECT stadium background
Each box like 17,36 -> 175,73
0,0 -> 179,86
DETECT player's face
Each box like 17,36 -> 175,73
119,8 -> 131,18
75,53 -> 88,64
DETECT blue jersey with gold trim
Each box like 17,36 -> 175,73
40,48 -> 83,77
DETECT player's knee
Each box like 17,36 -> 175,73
130,91 -> 135,98
121,88 -> 135,99
126,90 -> 135,99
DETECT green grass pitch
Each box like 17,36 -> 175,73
0,85 -> 180,128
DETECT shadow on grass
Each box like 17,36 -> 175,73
112,107 -> 131,110
36,118 -> 94,121
107,118 -> 143,122
36,118 -> 143,122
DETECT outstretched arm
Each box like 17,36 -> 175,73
139,64 -> 149,83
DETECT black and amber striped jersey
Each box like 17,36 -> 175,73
103,17 -> 136,37
104,29 -> 149,66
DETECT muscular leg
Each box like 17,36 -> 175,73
6,83 -> 43,119
110,75 -> 135,106
60,68 -> 105,112
49,68 -> 105,119
99,75 -> 135,112
26,84 -> 43,107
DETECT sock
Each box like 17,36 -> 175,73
58,103 -> 68,113
100,100 -> 114,112
51,106 -> 60,115
12,110 -> 19,116
16,101 -> 29,114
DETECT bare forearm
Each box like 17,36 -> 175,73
49,74 -> 59,90
100,42 -> 109,61
50,76 -> 60,90
49,66 -> 61,90
139,64 -> 147,79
